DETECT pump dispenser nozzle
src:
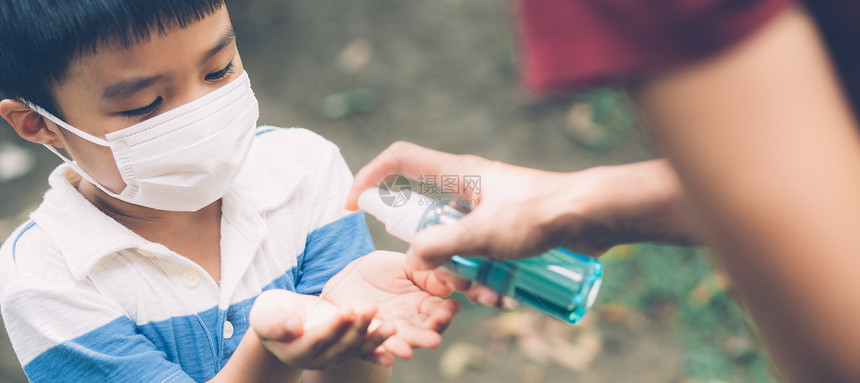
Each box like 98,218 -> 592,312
358,188 -> 431,242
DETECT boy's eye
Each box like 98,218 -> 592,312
205,63 -> 235,81
119,97 -> 163,118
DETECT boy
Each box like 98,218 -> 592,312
0,1 -> 459,382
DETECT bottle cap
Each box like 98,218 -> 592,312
358,188 -> 434,243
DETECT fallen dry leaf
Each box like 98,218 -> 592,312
438,342 -> 485,379
546,329 -> 603,371
542,313 -> 582,340
484,310 -> 540,339
336,39 -> 373,74
604,244 -> 634,260
690,271 -> 733,306
597,302 -> 647,330
517,333 -> 551,365
723,336 -> 754,359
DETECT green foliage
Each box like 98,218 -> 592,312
598,244 -> 776,382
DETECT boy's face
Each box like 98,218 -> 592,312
48,7 -> 243,193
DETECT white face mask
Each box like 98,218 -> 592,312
27,70 -> 259,212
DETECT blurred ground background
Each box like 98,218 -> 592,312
0,0 -> 777,382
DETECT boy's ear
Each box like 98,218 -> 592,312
0,99 -> 65,148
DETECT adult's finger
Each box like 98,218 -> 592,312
407,210 -> 492,269
464,284 -> 501,307
346,141 -> 484,210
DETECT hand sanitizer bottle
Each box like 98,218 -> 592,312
358,188 -> 603,324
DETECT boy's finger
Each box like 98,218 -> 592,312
249,290 -> 307,341
363,348 -> 395,367
254,312 -> 304,342
429,268 -> 472,293
381,336 -> 414,360
393,321 -> 442,349
413,296 -> 459,333
423,299 -> 460,333
407,267 -> 459,297
298,307 -> 355,355
312,307 -> 377,361
357,321 -> 395,356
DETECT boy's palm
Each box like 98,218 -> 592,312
322,251 -> 460,359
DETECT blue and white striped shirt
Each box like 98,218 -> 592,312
0,127 -> 375,382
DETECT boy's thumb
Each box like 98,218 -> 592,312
250,290 -> 306,341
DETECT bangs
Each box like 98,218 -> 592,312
0,0 -> 225,116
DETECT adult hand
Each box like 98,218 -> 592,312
249,289 -> 396,369
321,251 -> 461,360
347,142 -> 699,271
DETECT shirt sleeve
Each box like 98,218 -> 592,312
514,0 -> 793,96
287,130 -> 376,296
295,211 -> 375,296
1,277 -> 195,383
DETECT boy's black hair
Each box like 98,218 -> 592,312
0,0 -> 225,118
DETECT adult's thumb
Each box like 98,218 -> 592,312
408,213 -> 489,270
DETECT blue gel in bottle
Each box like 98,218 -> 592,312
359,188 -> 603,324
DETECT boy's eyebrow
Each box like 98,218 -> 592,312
101,27 -> 237,101
102,74 -> 168,100
201,26 -> 236,65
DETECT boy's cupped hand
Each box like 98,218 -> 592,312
249,289 -> 397,369
320,250 -> 461,360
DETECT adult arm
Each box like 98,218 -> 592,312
347,146 -> 702,268
634,5 -> 860,381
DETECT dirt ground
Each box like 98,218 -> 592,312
0,1 -> 698,382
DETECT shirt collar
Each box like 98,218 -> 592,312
230,137 -> 307,214
30,142 -> 306,280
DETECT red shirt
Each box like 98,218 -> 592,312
515,0 -> 860,115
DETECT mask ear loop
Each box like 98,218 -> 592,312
24,101 -> 126,199
40,143 -> 105,188
23,102 -> 110,146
